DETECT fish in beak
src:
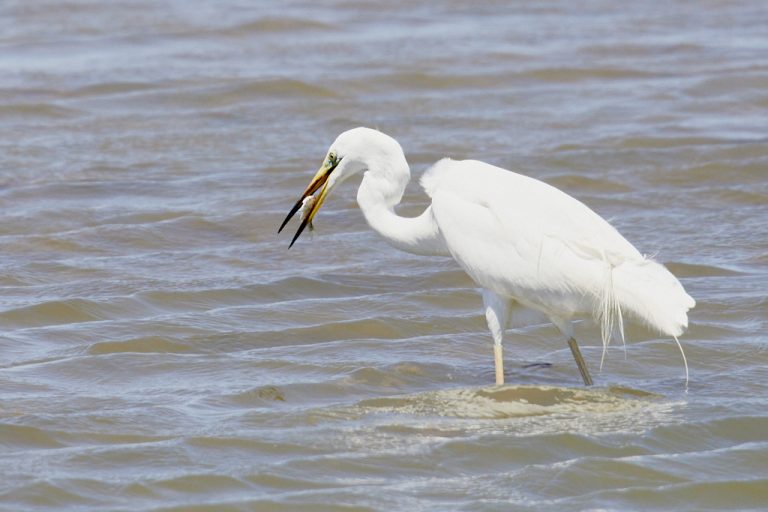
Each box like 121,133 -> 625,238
278,153 -> 340,247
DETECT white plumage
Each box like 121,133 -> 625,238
279,127 -> 695,385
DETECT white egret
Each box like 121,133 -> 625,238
279,127 -> 695,386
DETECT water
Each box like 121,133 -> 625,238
1,1 -> 767,510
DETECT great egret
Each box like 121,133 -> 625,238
279,127 -> 695,386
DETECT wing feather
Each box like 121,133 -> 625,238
424,158 -> 642,318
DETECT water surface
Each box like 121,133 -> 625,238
1,1 -> 767,510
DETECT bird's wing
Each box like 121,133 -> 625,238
422,158 -> 643,312
423,159 -> 641,262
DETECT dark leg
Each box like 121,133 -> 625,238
567,338 -> 593,386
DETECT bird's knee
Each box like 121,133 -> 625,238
485,310 -> 504,346
485,309 -> 500,330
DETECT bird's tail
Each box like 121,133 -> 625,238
596,258 -> 695,378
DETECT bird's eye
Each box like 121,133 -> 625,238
328,153 -> 336,165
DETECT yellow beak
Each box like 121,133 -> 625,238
278,159 -> 338,247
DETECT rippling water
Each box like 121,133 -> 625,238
1,1 -> 767,510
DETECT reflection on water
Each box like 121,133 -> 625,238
1,0 -> 767,510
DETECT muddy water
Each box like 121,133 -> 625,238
1,1 -> 767,510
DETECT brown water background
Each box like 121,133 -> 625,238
1,1 -> 767,510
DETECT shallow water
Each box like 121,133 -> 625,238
1,1 -> 767,510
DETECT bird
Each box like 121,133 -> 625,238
278,127 -> 695,386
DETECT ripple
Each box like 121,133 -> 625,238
714,188 -> 768,206
383,71 -> 498,90
176,79 -> 338,108
223,17 -> 335,35
0,424 -> 63,450
520,67 -> 662,82
184,436 -> 317,456
66,81 -> 160,98
664,262 -> 745,278
0,103 -> 80,119
547,174 -> 633,193
204,385 -> 288,408
87,336 -> 193,355
153,473 -> 249,494
609,136 -> 734,149
0,481 -> 95,508
589,478 -> 768,510
357,385 -> 660,419
1,299 -> 102,329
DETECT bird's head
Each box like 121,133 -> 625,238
278,127 -> 403,247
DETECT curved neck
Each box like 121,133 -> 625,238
356,158 -> 448,257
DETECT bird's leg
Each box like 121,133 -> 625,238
550,317 -> 593,387
494,344 -> 504,385
483,291 -> 510,386
567,337 -> 593,386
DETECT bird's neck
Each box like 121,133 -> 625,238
356,156 -> 448,257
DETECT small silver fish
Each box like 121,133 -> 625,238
298,194 -> 316,231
